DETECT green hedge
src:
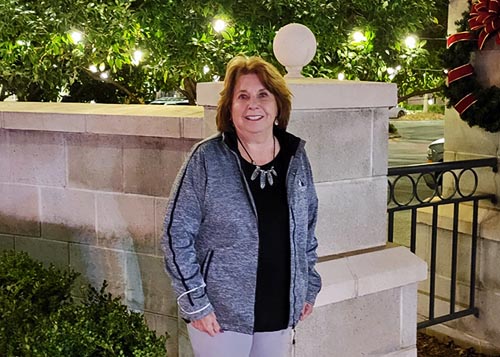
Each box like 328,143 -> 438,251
0,251 -> 167,357
402,104 -> 445,114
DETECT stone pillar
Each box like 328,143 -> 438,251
197,34 -> 427,354
415,0 -> 500,354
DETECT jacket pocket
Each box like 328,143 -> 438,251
200,249 -> 215,281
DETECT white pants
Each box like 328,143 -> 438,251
187,325 -> 292,357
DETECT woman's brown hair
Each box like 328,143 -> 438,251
216,56 -> 292,133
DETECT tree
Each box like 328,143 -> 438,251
0,0 -> 448,104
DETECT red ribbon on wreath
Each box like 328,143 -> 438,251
469,0 -> 500,50
446,0 -> 500,115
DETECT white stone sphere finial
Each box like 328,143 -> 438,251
273,23 -> 317,78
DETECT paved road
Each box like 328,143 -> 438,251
389,120 -> 444,167
387,119 -> 444,246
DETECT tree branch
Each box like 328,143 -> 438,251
398,87 -> 443,103
82,68 -> 143,104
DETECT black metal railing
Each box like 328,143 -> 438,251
387,158 -> 497,329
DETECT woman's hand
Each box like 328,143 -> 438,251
300,302 -> 314,321
191,312 -> 222,337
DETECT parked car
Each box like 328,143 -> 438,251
427,138 -> 444,163
388,106 -> 408,119
424,138 -> 444,189
149,97 -> 189,105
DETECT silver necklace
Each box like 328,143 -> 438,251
237,135 -> 277,189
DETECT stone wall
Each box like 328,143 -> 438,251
1,76 -> 427,356
0,102 -> 210,356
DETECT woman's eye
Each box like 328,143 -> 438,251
238,94 -> 248,100
259,92 -> 269,98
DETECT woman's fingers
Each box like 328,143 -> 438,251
192,312 -> 221,336
300,303 -> 314,321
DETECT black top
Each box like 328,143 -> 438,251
239,137 -> 292,332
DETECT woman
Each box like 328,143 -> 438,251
161,56 -> 321,357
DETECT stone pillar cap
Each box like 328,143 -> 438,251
273,23 -> 317,78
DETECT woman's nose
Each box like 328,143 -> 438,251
248,96 -> 259,108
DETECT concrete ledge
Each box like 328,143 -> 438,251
315,246 -> 427,307
197,78 -> 397,109
417,202 -> 500,242
0,102 -> 204,139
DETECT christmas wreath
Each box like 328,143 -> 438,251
442,0 -> 500,133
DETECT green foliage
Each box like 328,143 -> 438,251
0,250 -> 167,357
402,104 -> 445,114
442,9 -> 500,132
0,0 -> 448,103
0,251 -> 78,356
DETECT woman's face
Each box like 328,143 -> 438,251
231,73 -> 278,138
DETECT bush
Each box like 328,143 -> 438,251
0,251 -> 167,357
402,103 -> 445,114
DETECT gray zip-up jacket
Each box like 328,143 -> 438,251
161,129 -> 321,334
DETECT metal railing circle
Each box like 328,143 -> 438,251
392,174 -> 416,206
436,170 -> 458,200
457,168 -> 478,198
415,173 -> 437,203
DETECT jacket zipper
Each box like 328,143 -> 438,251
286,154 -> 299,328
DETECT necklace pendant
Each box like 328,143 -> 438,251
266,171 -> 274,186
259,171 -> 266,189
251,166 -> 261,181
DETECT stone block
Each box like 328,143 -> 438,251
178,319 -> 194,357
288,109 -> 373,183
137,254 -> 177,317
41,187 -> 96,245
418,272 -> 472,318
415,223 -> 431,265
315,177 -> 387,256
67,133 -> 123,192
9,131 -> 66,186
453,287 -> 500,346
0,129 -> 10,183
15,236 -> 69,268
478,208 -> 500,242
69,244 -> 132,302
0,234 -> 14,251
86,114 -> 181,138
155,198 -> 169,256
294,288 -> 401,357
96,193 -> 155,254
144,312 -> 178,357
417,204 -> 479,238
201,107 -> 218,138
0,183 -> 40,236
182,117 -> 203,139
444,110 -> 499,156
478,238 -> 500,290
401,283 -> 418,349
435,229 -> 474,283
315,257 -> 357,306
373,108 -> 389,176
347,247 -> 427,298
122,136 -> 191,197
3,112 -> 86,132
454,152 -> 499,197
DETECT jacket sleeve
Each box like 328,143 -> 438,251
304,154 -> 322,305
161,145 -> 213,321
